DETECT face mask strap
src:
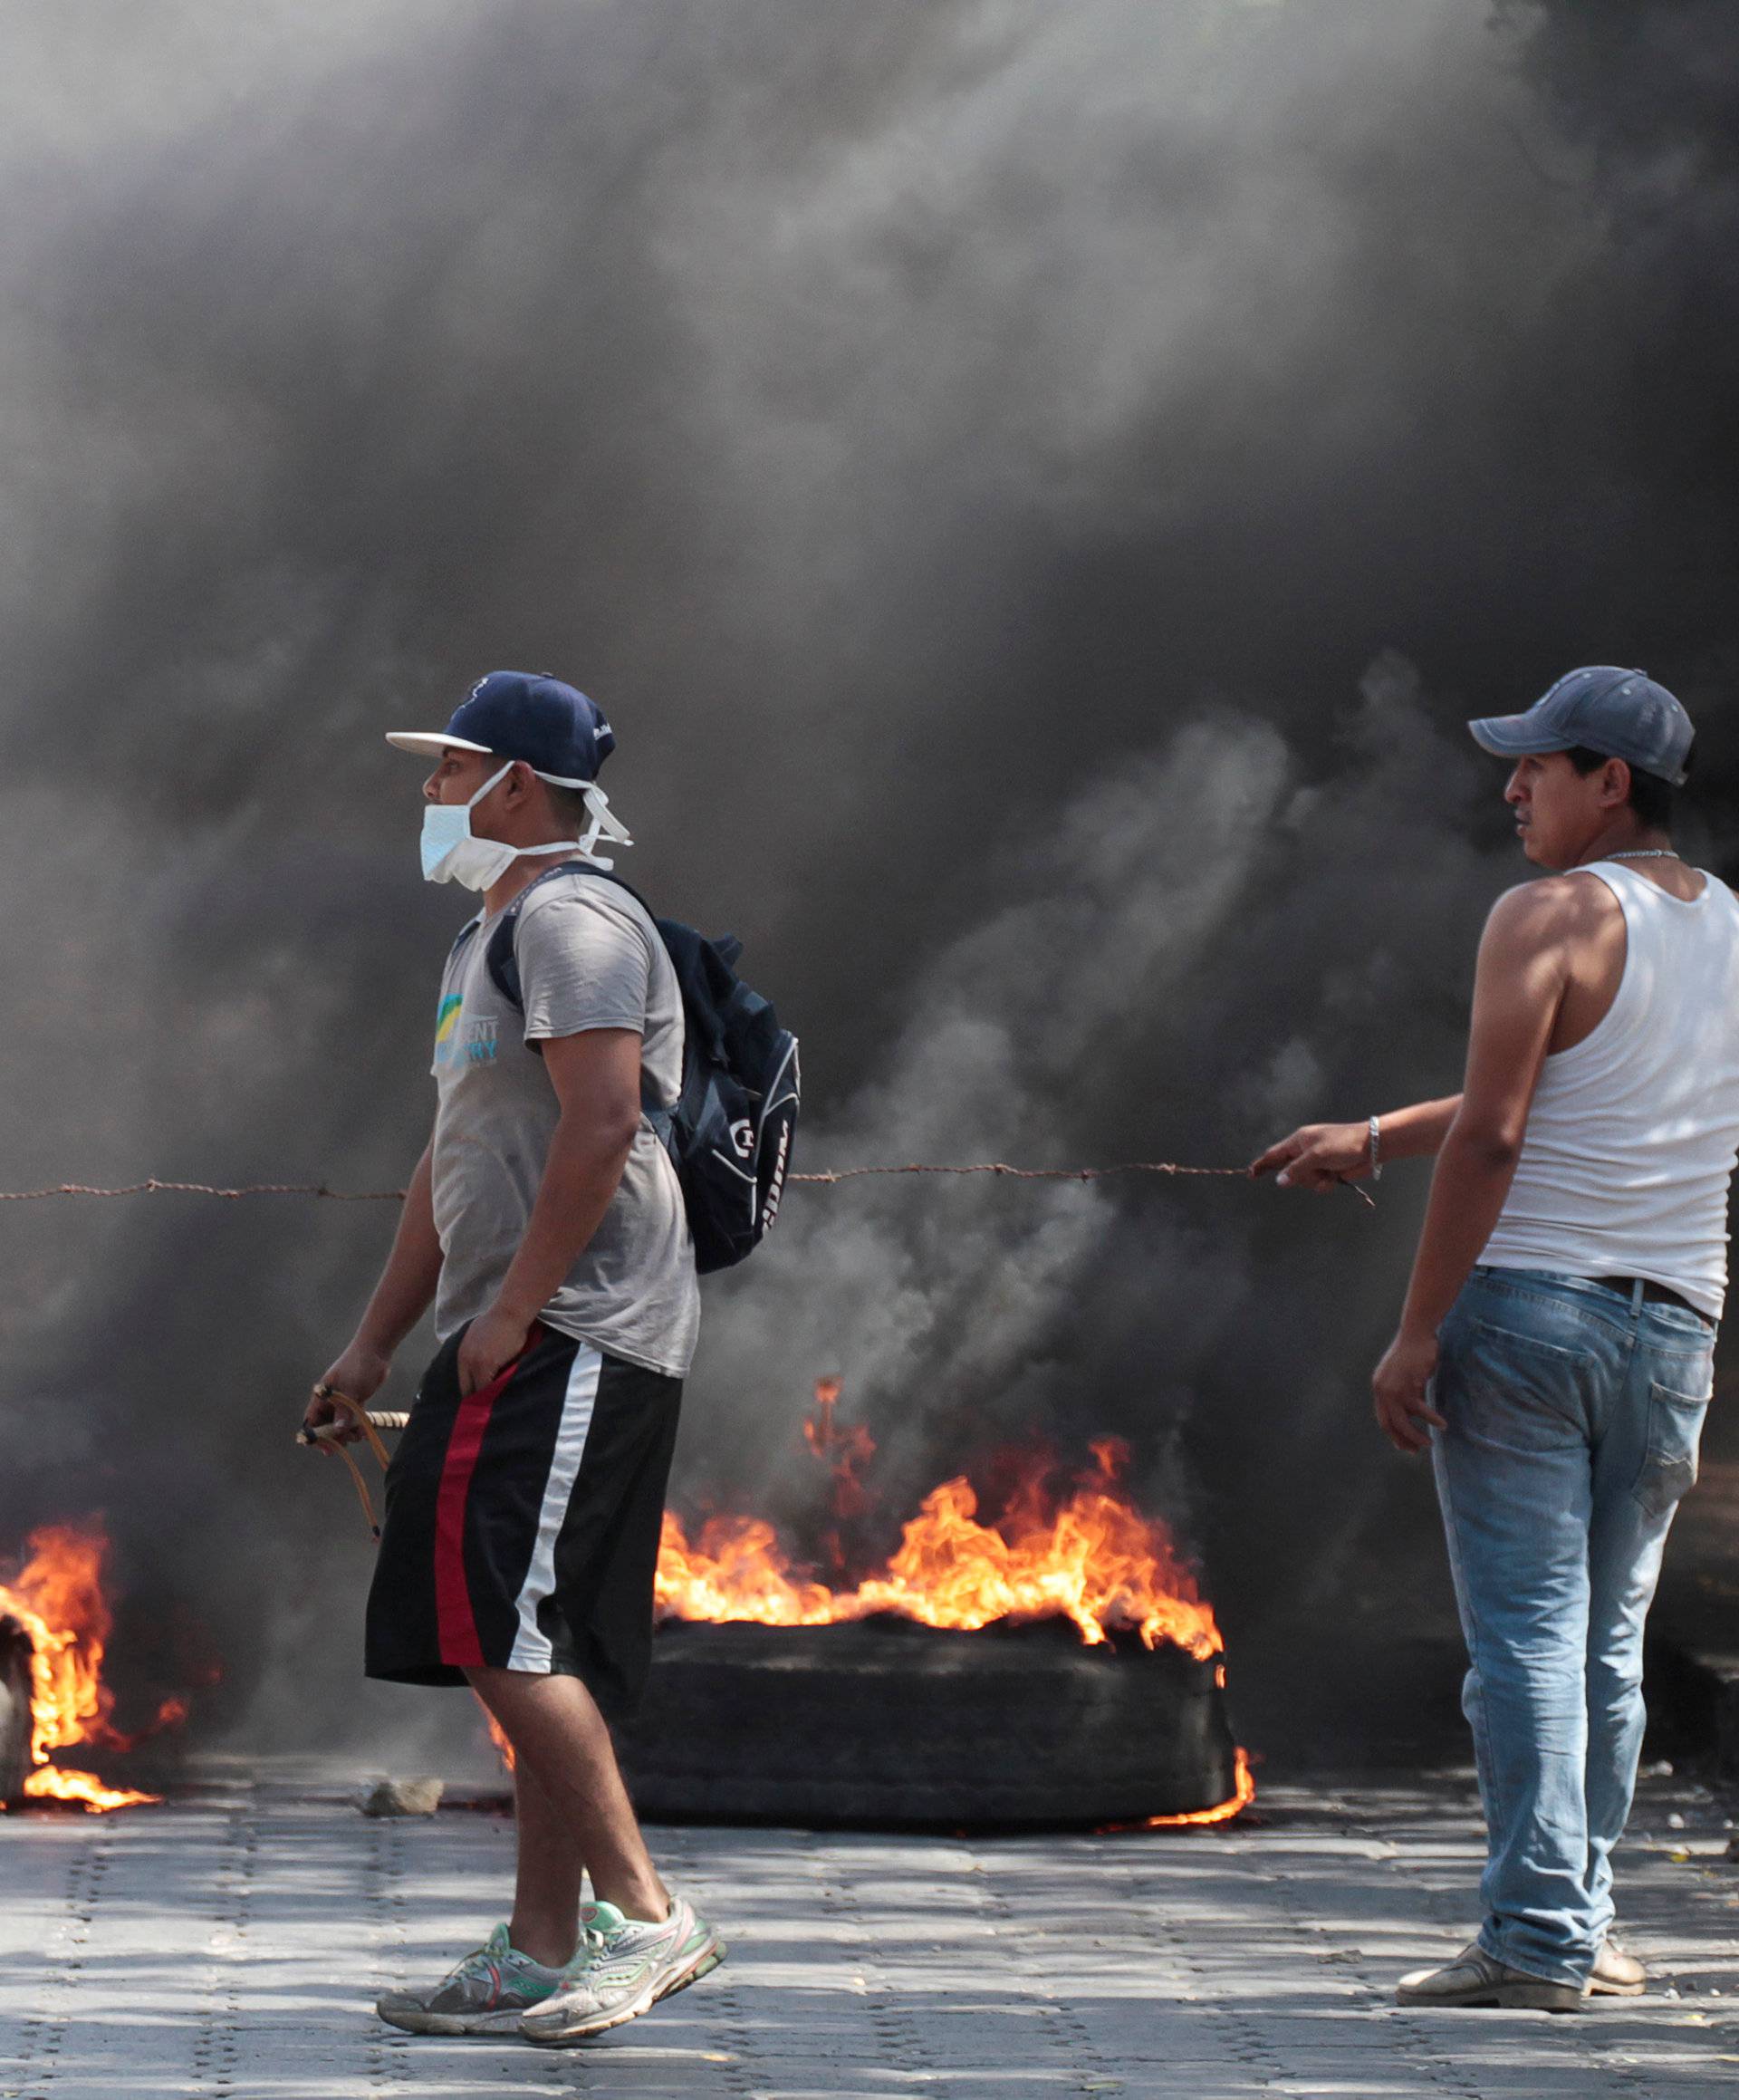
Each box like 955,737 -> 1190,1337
553,781 -> 631,872
466,760 -> 516,810
466,760 -> 572,868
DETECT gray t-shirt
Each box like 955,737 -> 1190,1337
428,869 -> 700,1378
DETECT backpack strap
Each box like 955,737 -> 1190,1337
480,862 -> 670,1138
447,911 -> 485,967
482,858 -> 651,1010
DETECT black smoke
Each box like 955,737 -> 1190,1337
0,0 -> 1733,1772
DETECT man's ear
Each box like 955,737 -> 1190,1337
1604,757 -> 1632,810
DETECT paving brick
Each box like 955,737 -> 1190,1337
5,1771 -> 1739,2095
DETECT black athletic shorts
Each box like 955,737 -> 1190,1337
364,1321 -> 682,1718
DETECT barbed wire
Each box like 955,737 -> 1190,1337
0,1162 -> 1375,1206
791,1161 -> 1246,1184
0,1180 -> 407,1202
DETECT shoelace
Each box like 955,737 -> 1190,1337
575,1917 -> 658,1985
453,1933 -> 559,2002
463,1951 -> 505,1997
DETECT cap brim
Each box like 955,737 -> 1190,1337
1466,715 -> 1566,759
384,731 -> 494,757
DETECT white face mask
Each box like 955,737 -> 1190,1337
419,762 -> 636,890
420,763 -> 570,891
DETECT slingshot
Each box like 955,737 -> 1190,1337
297,1387 -> 408,1540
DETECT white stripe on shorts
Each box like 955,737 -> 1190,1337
506,1343 -> 602,1671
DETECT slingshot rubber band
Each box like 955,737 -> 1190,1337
297,1390 -> 404,1540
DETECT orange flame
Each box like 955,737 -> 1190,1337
802,1379 -> 877,1508
1139,1747 -> 1257,1828
0,1522 -> 182,1812
657,1440 -> 1224,1657
479,1700 -> 517,1775
656,1440 -> 1254,1823
802,1375 -> 879,1575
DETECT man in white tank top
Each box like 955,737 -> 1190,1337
1254,667 -> 1731,2011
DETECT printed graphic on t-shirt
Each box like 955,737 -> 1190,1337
434,993 -> 499,1069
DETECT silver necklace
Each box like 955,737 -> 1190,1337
1606,849 -> 1680,862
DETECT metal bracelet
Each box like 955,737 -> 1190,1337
1369,1114 -> 1383,1182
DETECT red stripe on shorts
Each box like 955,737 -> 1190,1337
434,1348 -> 527,1669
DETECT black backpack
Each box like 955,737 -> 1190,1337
466,861 -> 799,1275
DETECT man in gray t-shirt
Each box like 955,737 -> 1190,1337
303,672 -> 720,2047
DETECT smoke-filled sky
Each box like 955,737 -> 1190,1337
0,0 -> 1734,1768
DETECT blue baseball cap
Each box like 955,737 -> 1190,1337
387,669 -> 617,785
1468,666 -> 1694,787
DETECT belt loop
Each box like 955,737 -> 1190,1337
1631,1278 -> 1645,1314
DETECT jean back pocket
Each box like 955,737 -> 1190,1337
1633,1378 -> 1711,1519
1440,1314 -> 1590,1453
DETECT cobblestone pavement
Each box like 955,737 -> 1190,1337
5,1767 -> 1739,2099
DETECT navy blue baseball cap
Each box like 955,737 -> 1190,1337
387,669 -> 616,785
1468,666 -> 1694,786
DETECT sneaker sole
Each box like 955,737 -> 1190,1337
378,2000 -> 549,2037
657,1940 -> 726,2002
522,1930 -> 725,2046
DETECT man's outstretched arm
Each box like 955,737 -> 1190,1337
1251,1096 -> 1464,1191
1370,881 -> 1575,1451
305,1141 -> 443,1441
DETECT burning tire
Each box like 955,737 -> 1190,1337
0,1616 -> 32,1807
617,1613 -> 1239,1829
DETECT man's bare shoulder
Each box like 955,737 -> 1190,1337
1484,871 -> 1619,950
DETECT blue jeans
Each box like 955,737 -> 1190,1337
1431,1267 -> 1715,1987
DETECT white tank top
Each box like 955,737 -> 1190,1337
1480,861 -> 1739,1319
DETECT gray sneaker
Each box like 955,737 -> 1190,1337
520,1895 -> 725,2045
377,1923 -> 567,2036
1396,1940 -> 1585,2012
